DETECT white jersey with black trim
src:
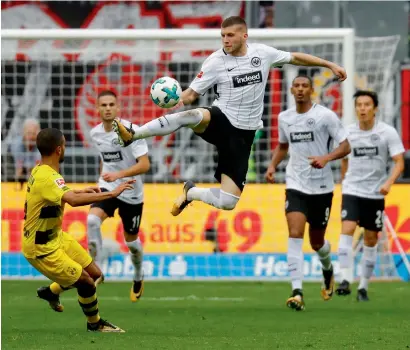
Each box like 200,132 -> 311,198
342,121 -> 405,199
278,103 -> 348,195
90,119 -> 148,204
189,43 -> 291,130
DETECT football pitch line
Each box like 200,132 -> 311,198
10,295 -> 247,302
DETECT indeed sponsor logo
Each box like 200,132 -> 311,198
102,151 -> 123,162
353,147 -> 378,157
232,71 -> 262,88
290,131 -> 314,143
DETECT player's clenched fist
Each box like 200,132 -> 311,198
329,63 -> 347,82
265,164 -> 276,183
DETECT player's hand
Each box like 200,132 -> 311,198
169,99 -> 184,112
111,180 -> 136,197
329,63 -> 347,82
308,155 -> 329,169
102,172 -> 120,182
379,182 -> 392,196
82,186 -> 101,194
265,164 -> 276,183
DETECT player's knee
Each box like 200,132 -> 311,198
219,191 -> 239,210
310,242 -> 324,251
364,231 -> 378,247
75,272 -> 95,291
125,237 -> 143,255
86,263 -> 102,281
87,214 -> 102,230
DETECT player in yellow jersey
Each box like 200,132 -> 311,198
23,128 -> 134,332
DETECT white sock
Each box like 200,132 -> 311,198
338,234 -> 354,283
133,109 -> 203,139
358,245 -> 377,290
187,187 -> 239,211
126,238 -> 144,281
317,240 -> 332,271
87,214 -> 103,265
287,238 -> 304,290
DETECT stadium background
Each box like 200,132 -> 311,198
1,1 -> 410,281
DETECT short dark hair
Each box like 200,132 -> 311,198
36,128 -> 64,156
353,90 -> 378,107
221,16 -> 247,29
292,75 -> 313,87
97,90 -> 117,101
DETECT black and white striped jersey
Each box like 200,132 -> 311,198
189,43 -> 291,130
279,103 -> 348,195
342,121 -> 405,199
90,120 -> 148,204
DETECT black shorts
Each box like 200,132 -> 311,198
285,189 -> 333,229
341,194 -> 385,231
91,188 -> 143,235
195,106 -> 256,191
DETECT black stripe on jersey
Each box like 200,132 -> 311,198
221,56 -> 233,112
235,56 -> 245,124
327,136 -> 333,152
222,49 -> 227,55
35,229 -> 57,245
248,47 -> 263,126
39,205 -> 61,219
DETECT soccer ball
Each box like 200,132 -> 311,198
150,76 -> 182,109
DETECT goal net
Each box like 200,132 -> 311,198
2,29 -> 407,281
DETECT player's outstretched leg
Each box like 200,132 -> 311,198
76,271 -> 125,332
112,109 -> 204,146
171,181 -> 240,215
125,237 -> 144,302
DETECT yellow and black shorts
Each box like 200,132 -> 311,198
26,232 -> 92,288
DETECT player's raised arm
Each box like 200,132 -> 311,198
289,52 -> 347,82
62,180 -> 135,207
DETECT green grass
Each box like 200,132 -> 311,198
2,281 -> 410,350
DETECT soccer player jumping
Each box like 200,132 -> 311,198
23,128 -> 134,332
265,75 -> 351,311
112,16 -> 347,216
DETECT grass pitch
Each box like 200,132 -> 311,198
2,281 -> 410,349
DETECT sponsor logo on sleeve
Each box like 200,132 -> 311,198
55,178 -> 66,188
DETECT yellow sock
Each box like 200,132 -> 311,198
50,283 -> 64,295
78,289 -> 101,324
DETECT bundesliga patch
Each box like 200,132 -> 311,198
197,71 -> 204,79
55,178 -> 66,188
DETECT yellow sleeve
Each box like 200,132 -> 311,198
43,173 -> 71,205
